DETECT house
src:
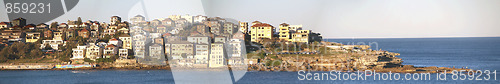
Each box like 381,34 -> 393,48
227,39 -> 245,65
86,43 -> 103,60
117,27 -> 129,34
214,36 -> 226,43
193,15 -> 207,23
232,32 -> 245,40
149,44 -> 164,59
161,18 -> 174,27
110,16 -> 121,26
156,25 -> 168,34
25,32 -> 41,43
132,34 -> 148,58
239,21 -> 248,34
79,23 -> 90,29
278,23 -> 303,41
43,30 -> 53,39
108,38 -> 123,48
11,18 -> 26,27
57,23 -> 68,29
71,45 -> 87,64
181,15 -> 194,23
168,15 -> 181,21
53,31 -> 64,40
118,49 -> 129,59
104,44 -> 118,58
150,19 -> 161,26
204,21 -> 222,35
223,22 -> 236,34
24,24 -> 36,30
194,43 -> 209,67
149,33 -> 162,39
36,23 -> 48,31
165,41 -> 194,59
67,20 -> 78,29
187,35 -> 210,44
153,37 -> 163,45
118,35 -> 132,49
90,30 -> 99,38
195,24 -> 209,35
250,21 -> 274,42
90,22 -> 100,31
0,30 -> 25,42
65,29 -> 76,39
41,40 -> 65,50
103,28 -> 116,36
175,18 -> 189,27
78,29 -> 90,38
130,15 -> 146,24
290,30 -> 310,43
209,43 -> 225,68
0,22 -> 11,29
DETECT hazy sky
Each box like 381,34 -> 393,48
1,0 -> 499,38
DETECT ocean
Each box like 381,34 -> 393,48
1,37 -> 499,84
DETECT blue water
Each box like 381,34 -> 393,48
1,37 -> 499,84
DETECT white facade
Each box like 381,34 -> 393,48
194,15 -> 207,23
119,49 -> 129,59
71,46 -> 87,60
227,39 -> 246,65
209,43 -> 225,68
86,44 -> 103,60
187,36 -> 210,44
195,44 -> 209,64
41,40 -> 65,50
119,36 -> 132,49
149,44 -> 164,59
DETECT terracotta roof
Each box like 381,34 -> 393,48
162,33 -> 172,36
24,25 -> 34,28
106,44 -> 116,48
109,38 -> 119,41
0,22 -> 10,25
251,23 -> 273,27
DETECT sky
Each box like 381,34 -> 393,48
1,0 -> 500,38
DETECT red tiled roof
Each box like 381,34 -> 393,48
251,23 -> 272,27
162,33 -> 172,36
109,38 -> 119,41
106,44 -> 116,48
0,22 -> 9,25
25,25 -> 34,27
80,29 -> 89,32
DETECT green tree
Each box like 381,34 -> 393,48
50,22 -> 58,29
76,17 -> 82,25
102,34 -> 112,41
